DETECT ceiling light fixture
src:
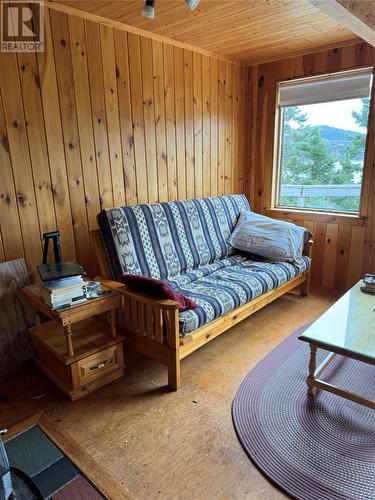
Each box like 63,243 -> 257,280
141,0 -> 200,19
142,0 -> 155,19
185,0 -> 200,10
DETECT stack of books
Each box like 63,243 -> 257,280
35,275 -> 87,309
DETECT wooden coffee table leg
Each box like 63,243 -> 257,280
307,343 -> 317,395
64,324 -> 74,357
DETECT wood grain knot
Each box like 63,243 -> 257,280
34,73 -> 40,88
258,75 -> 264,87
61,38 -> 66,46
17,193 -> 25,204
1,134 -> 10,153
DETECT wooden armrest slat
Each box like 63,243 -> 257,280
303,239 -> 313,258
95,277 -> 180,309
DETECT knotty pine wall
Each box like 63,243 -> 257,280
245,42 -> 375,292
0,9 -> 247,277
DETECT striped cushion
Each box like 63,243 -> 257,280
98,194 -> 250,280
167,256 -> 311,335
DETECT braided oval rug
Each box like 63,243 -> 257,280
232,325 -> 375,500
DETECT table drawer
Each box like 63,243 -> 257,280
75,345 -> 123,384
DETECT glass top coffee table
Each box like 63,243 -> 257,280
299,280 -> 374,409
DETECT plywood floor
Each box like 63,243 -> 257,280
0,286 -> 339,500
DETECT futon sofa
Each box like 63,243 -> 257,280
92,194 -> 312,389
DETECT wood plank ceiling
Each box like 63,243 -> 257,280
53,0 -> 359,64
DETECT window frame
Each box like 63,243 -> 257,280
271,67 -> 373,218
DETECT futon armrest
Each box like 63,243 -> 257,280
95,276 -> 180,310
303,239 -> 313,258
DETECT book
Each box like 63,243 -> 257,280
37,286 -> 87,304
35,282 -> 84,295
52,295 -> 87,310
41,275 -> 85,289
27,283 -> 87,309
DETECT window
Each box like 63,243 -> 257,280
274,68 -> 373,214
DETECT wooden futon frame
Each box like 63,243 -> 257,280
91,230 -> 313,390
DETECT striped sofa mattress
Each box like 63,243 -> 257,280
98,194 -> 311,335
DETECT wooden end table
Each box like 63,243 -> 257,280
299,280 -> 374,409
21,284 -> 125,400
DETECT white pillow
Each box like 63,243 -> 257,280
228,211 -> 311,264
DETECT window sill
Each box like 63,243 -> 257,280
264,207 -> 366,226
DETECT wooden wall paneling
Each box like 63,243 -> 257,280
202,56 -> 211,198
163,44 -> 178,201
224,63 -> 233,194
141,37 -> 158,204
0,52 -> 42,273
340,42 -> 356,68
217,60 -> 226,195
310,222 -> 326,284
68,15 -> 101,230
99,24 -> 125,207
127,33 -> 148,204
152,40 -> 169,202
85,20 -> 114,210
322,223 -> 339,288
193,52 -> 203,199
236,65 -> 247,194
334,224 -> 352,291
184,50 -> 195,199
262,64 -> 277,211
49,10 -> 91,273
243,67 -> 251,203
210,58 -> 218,197
302,220 -> 316,237
346,225 -> 366,289
253,64 -> 269,214
113,29 -> 137,206
17,51 -> 57,240
0,93 -> 24,260
0,9 -> 247,273
362,160 -> 374,275
249,64 -> 259,205
174,46 -> 187,200
37,10 -> 76,261
231,63 -> 239,194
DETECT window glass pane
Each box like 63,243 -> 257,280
278,97 -> 370,213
